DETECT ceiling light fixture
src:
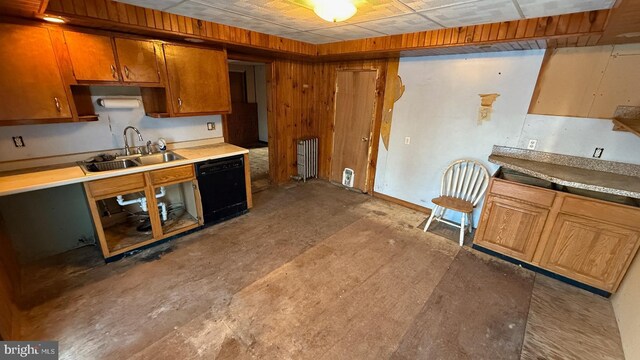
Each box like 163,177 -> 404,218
42,15 -> 65,23
314,0 -> 357,23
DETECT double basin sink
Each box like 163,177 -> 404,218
80,151 -> 184,173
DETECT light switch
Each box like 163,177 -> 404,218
404,137 -> 411,145
207,122 -> 215,131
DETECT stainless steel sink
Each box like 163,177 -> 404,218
79,151 -> 184,173
136,151 -> 184,165
81,159 -> 139,173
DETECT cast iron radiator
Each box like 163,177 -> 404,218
296,137 -> 318,181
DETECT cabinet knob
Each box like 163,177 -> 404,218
123,65 -> 130,79
54,97 -> 61,112
361,136 -> 369,142
177,97 -> 183,109
110,64 -> 118,80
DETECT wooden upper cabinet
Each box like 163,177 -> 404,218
540,213 -> 640,292
64,31 -> 119,82
163,45 -> 231,114
114,38 -> 159,83
0,24 -> 72,122
474,195 -> 549,262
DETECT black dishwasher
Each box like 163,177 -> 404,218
196,155 -> 248,225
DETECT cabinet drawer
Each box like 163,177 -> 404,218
560,196 -> 640,230
149,165 -> 194,185
88,173 -> 145,198
490,178 -> 555,207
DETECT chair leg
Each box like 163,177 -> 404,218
424,206 -> 438,233
459,213 -> 466,246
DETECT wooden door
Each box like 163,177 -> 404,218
229,71 -> 247,103
475,195 -> 549,262
164,45 -> 231,114
540,213 -> 640,292
330,70 -> 378,192
0,24 -> 71,122
114,38 -> 159,83
64,31 -> 118,81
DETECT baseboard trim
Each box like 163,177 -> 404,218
373,192 -> 432,215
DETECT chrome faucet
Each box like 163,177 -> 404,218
123,126 -> 143,156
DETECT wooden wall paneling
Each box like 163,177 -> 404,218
599,0 -> 640,45
528,46 -> 613,117
0,212 -> 21,340
46,0 -> 315,58
589,45 -> 640,118
43,1 -> 611,60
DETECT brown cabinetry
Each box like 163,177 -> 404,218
0,24 -> 72,123
540,213 -> 639,291
64,31 -> 119,82
474,177 -> 640,293
164,45 -> 231,115
64,32 -> 161,84
84,166 -> 203,259
114,38 -> 160,83
475,195 -> 549,262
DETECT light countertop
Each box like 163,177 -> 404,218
489,146 -> 640,199
0,143 -> 248,197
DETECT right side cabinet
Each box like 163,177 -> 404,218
474,178 -> 640,293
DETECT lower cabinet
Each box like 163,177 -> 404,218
474,177 -> 640,293
539,213 -> 640,291
475,195 -> 549,262
84,165 -> 203,259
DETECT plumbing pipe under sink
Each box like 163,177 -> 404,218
116,187 -> 168,221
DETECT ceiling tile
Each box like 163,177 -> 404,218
114,0 -> 184,11
356,13 -> 441,35
166,1 -> 298,34
516,0 -> 615,18
113,0 -> 617,43
399,0 -> 482,12
278,31 -> 340,44
309,25 -> 386,40
420,0 -> 522,27
190,0 -> 329,30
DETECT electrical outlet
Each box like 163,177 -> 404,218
207,122 -> 215,131
404,137 -> 411,145
527,139 -> 537,150
593,147 -> 604,158
12,136 -> 24,147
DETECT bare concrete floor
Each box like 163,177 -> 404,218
18,181 -> 624,359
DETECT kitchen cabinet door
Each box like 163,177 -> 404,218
64,31 -> 119,81
164,45 -> 231,114
0,24 -> 72,122
114,38 -> 160,83
474,195 -> 549,262
540,213 -> 640,292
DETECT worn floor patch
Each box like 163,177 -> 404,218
391,248 -> 534,360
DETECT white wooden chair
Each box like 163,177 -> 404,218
423,159 -> 490,246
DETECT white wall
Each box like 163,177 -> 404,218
375,50 -> 545,227
518,114 -> 640,164
374,50 -> 640,227
0,86 -> 223,163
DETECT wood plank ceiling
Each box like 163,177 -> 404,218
107,0 -> 616,44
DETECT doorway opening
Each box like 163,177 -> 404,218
225,60 -> 270,193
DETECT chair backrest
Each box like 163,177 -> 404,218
440,159 -> 490,206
